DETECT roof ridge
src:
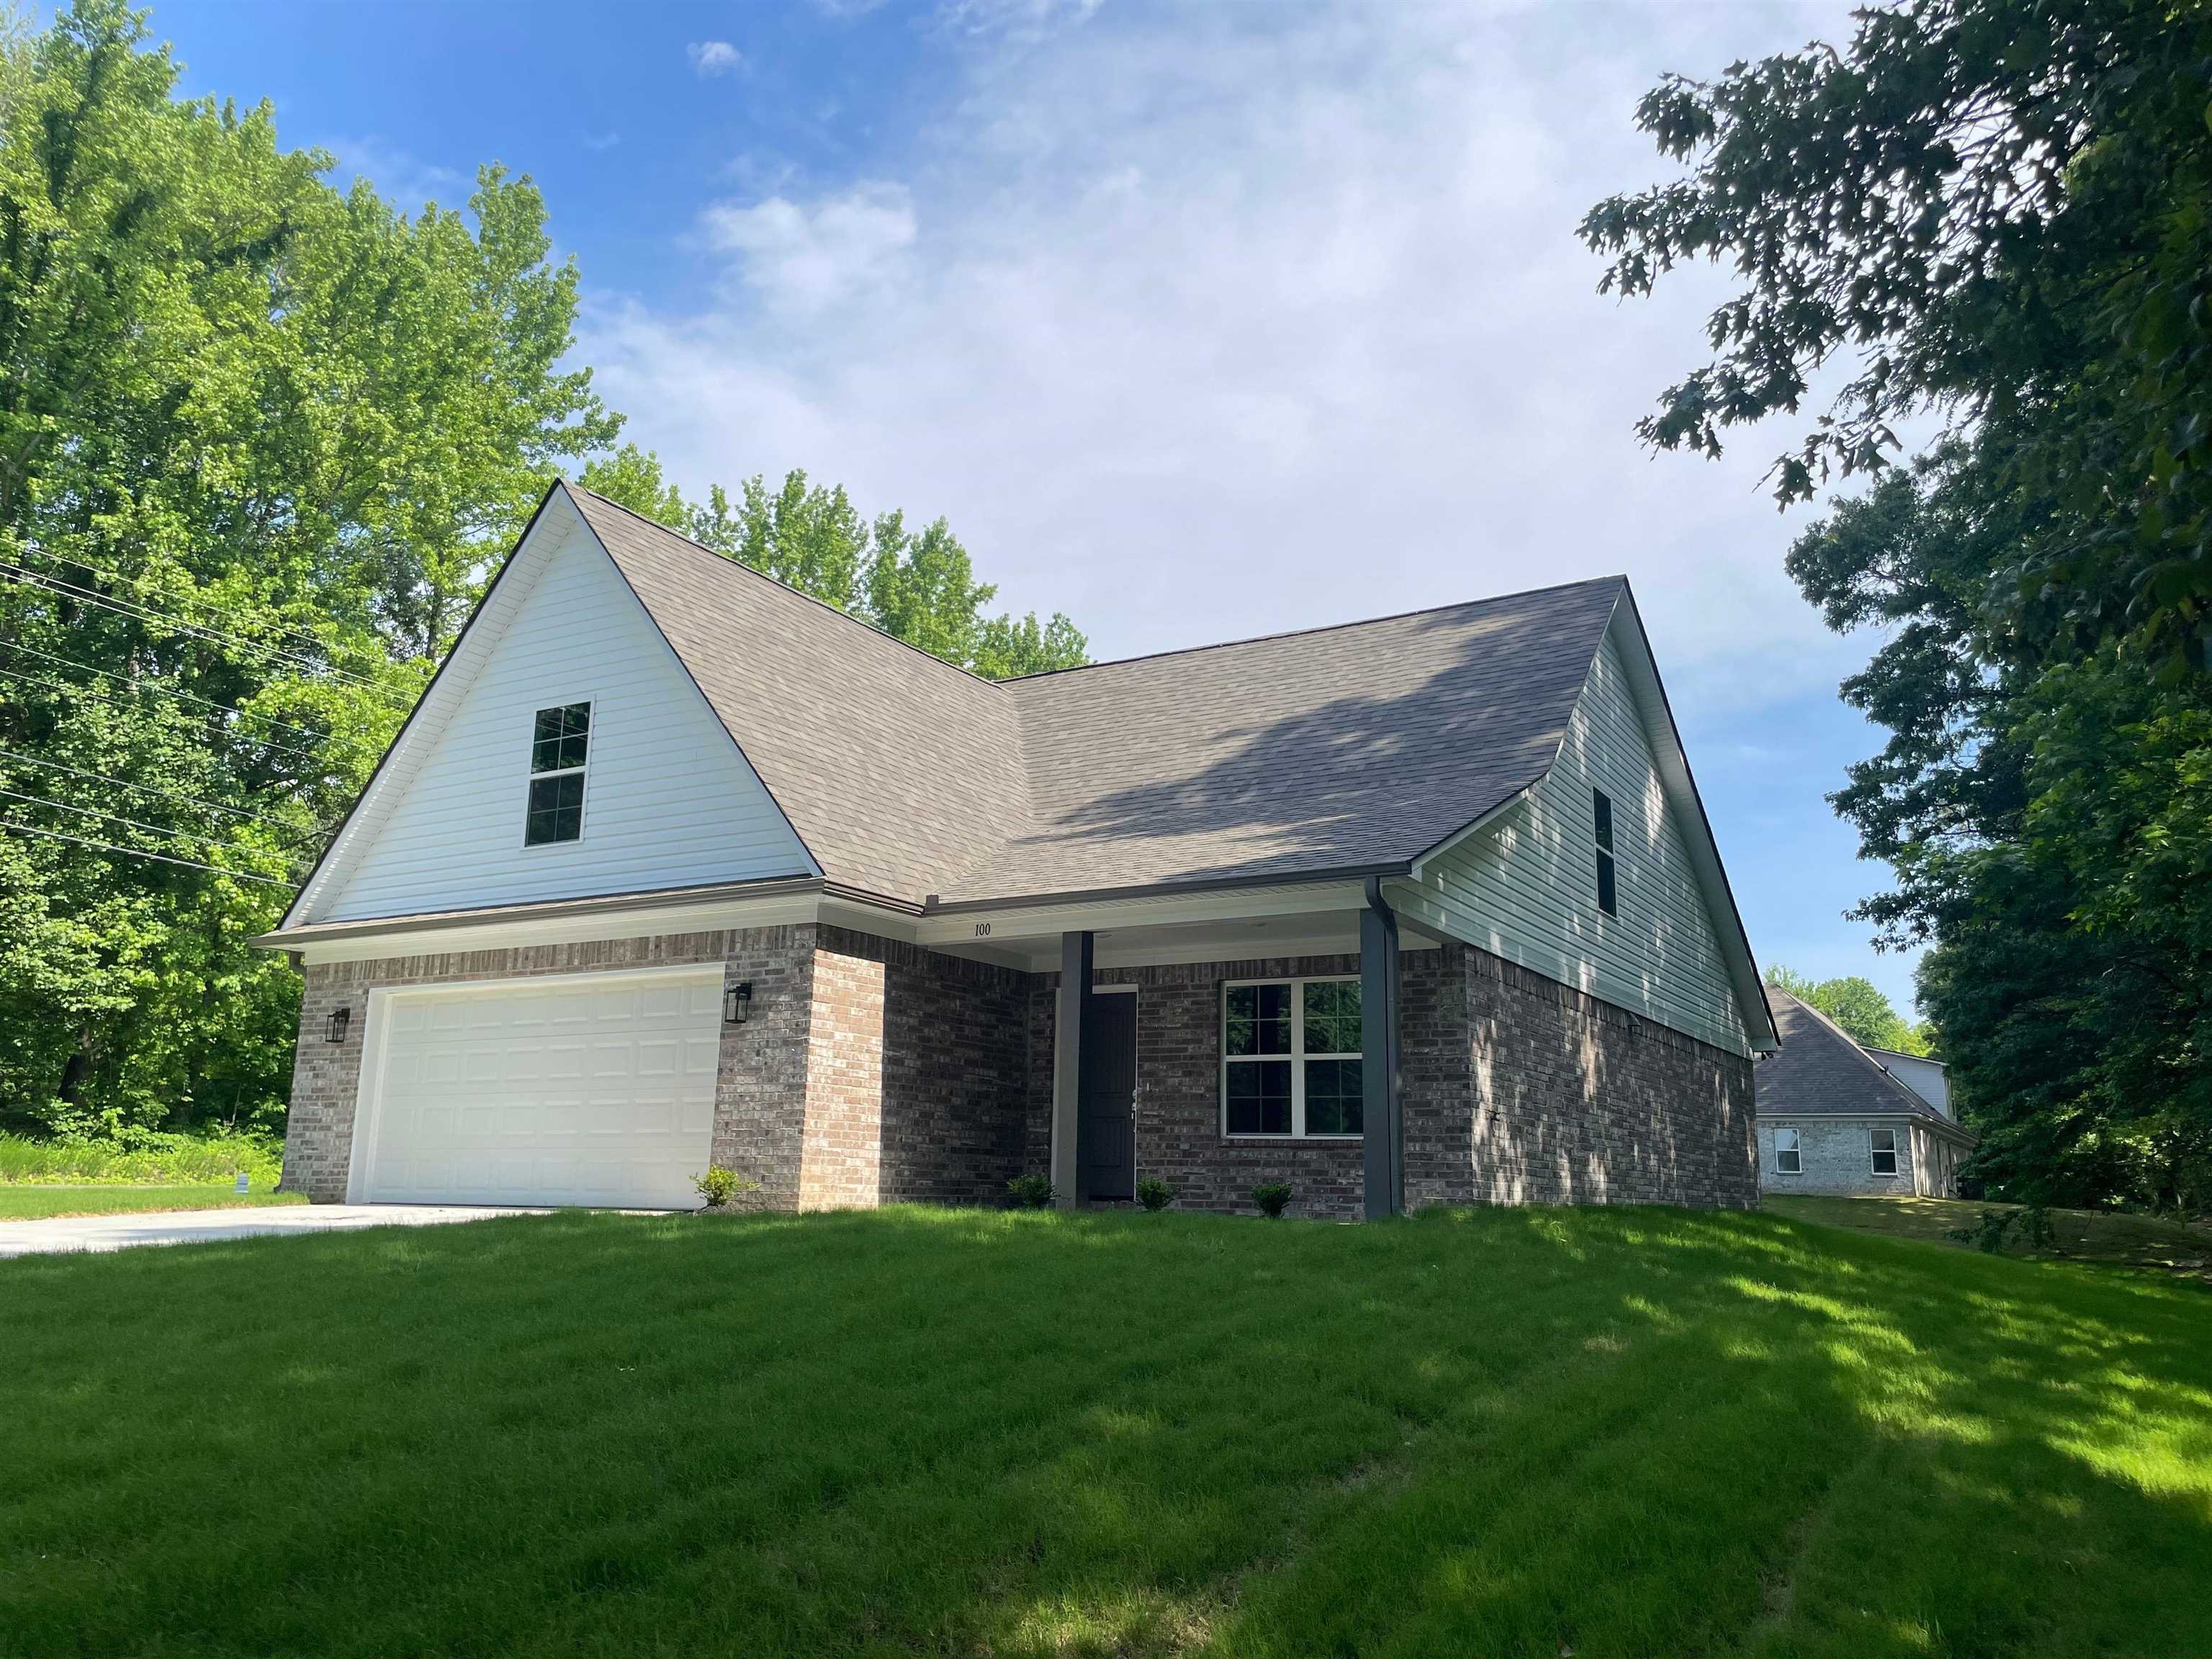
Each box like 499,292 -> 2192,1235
561,480 -> 1010,693
998,573 -> 1627,684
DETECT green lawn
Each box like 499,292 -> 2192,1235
1766,1193 -> 2212,1282
0,1184 -> 307,1221
2,1206 -> 2207,1658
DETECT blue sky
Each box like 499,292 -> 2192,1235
153,0 -> 1919,1011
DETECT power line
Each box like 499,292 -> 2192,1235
0,637 -> 343,747
0,749 -> 322,832
0,563 -> 408,704
0,786 -> 244,850
0,664 -> 333,765
7,543 -> 364,663
0,819 -> 297,887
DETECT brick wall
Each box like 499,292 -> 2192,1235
1465,948 -> 1758,1209
801,945 -> 886,1209
1757,1117 -> 1934,1197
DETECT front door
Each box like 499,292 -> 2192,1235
1078,990 -> 1137,1201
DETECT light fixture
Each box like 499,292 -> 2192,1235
724,981 -> 753,1025
325,1006 -> 350,1045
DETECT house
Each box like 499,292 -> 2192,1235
1755,988 -> 1975,1197
260,481 -> 1779,1219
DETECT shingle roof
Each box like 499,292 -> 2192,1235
1760,989 -> 1965,1130
567,483 -> 1623,907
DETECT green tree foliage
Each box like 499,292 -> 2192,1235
0,1 -> 615,1137
1763,967 -> 1930,1056
577,446 -> 1087,679
1590,0 -> 2212,1210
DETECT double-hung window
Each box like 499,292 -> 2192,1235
1869,1127 -> 1899,1176
1222,977 -> 1362,1138
523,702 -> 592,846
1774,1125 -> 1802,1175
1593,788 -> 1617,917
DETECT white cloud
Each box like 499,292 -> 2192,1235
699,182 -> 917,314
687,40 -> 743,77
590,1 -> 1862,708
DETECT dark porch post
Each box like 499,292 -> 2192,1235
1051,930 -> 1092,1210
1361,880 -> 1403,1219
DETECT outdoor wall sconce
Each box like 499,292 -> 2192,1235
724,981 -> 753,1025
325,1006 -> 350,1045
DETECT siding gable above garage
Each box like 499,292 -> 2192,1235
293,492 -> 816,926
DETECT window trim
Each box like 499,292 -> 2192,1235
521,698 -> 595,849
1593,786 -> 1618,917
1869,1126 -> 1899,1177
1220,974 -> 1364,1141
1773,1125 -> 1802,1176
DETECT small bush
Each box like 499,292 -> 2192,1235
1136,1177 -> 1172,1212
1251,1182 -> 1292,1218
1007,1174 -> 1053,1209
693,1166 -> 755,1208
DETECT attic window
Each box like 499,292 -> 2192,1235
523,702 -> 591,847
1593,788 -> 1617,917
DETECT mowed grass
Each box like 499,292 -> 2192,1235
0,1185 -> 307,1221
1766,1194 -> 2212,1282
3,1207 -> 2208,1658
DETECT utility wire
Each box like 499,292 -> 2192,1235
0,819 -> 297,887
7,543 -> 366,663
0,638 -> 344,748
0,749 -> 320,832
0,785 -> 248,849
0,564 -> 408,704
0,664 -> 332,766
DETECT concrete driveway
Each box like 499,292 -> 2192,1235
0,1204 -> 546,1259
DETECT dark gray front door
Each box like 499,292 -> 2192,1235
1078,992 -> 1137,1201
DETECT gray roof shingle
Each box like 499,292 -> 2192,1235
567,483 -> 1622,908
1759,989 -> 1961,1127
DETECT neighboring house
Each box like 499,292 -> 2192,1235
261,482 -> 1779,1219
1755,989 -> 1976,1197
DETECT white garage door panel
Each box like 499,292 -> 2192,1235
361,971 -> 721,1208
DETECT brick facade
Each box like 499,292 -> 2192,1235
1758,1117 -> 1961,1198
284,925 -> 1753,1218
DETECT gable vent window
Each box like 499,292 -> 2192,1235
523,702 -> 591,847
1593,788 -> 1617,917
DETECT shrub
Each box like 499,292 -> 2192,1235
1007,1174 -> 1053,1209
1136,1176 -> 1172,1212
1251,1182 -> 1292,1218
0,1130 -> 283,1187
1949,1208 -> 2018,1253
692,1166 -> 755,1208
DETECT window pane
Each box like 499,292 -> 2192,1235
1226,1060 -> 1291,1134
1597,850 -> 1617,917
525,772 -> 585,845
1225,986 -> 1255,1056
1253,983 -> 1290,1054
1304,1058 -> 1363,1136
1303,980 -> 1362,1056
1593,788 -> 1614,853
531,704 -> 592,773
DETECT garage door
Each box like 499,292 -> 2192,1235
356,968 -> 722,1208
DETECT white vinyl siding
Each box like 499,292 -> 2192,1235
319,509 -> 811,922
1397,629 -> 1750,1056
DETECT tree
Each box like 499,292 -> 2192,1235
1591,0 -> 2212,1210
577,446 -> 1088,678
0,1 -> 617,1138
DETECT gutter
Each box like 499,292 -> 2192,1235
253,873 -> 830,950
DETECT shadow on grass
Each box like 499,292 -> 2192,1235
0,1204 -> 2206,1659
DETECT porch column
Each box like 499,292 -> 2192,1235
1051,930 -> 1092,1210
1361,881 -> 1403,1220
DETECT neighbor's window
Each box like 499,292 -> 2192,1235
1223,977 -> 1362,1138
524,702 -> 591,846
1593,788 -> 1617,916
1870,1127 -> 1899,1177
1775,1125 -> 1802,1175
